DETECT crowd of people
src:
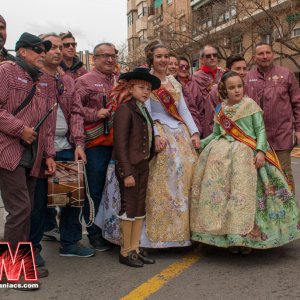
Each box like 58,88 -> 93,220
1,13 -> 300,289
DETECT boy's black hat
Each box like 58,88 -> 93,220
119,67 -> 161,90
15,32 -> 52,52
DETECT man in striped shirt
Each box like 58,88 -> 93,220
29,34 -> 95,269
0,32 -> 56,252
75,42 -> 118,251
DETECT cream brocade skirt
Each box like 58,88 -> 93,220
190,139 -> 257,235
142,122 -> 197,246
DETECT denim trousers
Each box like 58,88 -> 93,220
29,149 -> 82,249
84,145 -> 112,241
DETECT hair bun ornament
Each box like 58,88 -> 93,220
144,39 -> 163,56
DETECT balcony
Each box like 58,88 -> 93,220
190,0 -> 211,10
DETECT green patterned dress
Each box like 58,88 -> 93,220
190,97 -> 300,249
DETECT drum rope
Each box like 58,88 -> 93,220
79,162 -> 95,227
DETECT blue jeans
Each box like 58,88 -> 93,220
84,146 -> 112,240
30,149 -> 82,249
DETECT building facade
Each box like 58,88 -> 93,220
126,0 -> 300,79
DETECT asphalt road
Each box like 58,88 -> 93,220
1,158 -> 300,300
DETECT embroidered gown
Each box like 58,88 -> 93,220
190,97 -> 300,248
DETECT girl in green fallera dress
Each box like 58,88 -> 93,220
190,71 -> 300,254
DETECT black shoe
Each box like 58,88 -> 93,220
136,249 -> 156,264
119,251 -> 144,268
89,235 -> 112,252
37,266 -> 49,278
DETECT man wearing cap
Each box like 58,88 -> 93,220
75,42 -> 118,251
0,32 -> 56,255
189,45 -> 224,137
0,15 -> 14,62
60,31 -> 87,79
29,33 -> 95,266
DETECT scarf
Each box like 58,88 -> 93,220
200,65 -> 218,79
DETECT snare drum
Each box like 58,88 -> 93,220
47,161 -> 84,208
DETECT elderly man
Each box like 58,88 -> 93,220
29,33 -> 95,272
0,15 -> 14,62
0,32 -> 56,254
59,31 -> 87,79
189,45 -> 224,137
205,54 -> 248,135
75,42 -> 118,251
245,43 -> 300,192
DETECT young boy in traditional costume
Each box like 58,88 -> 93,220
113,67 -> 160,267
190,71 -> 300,254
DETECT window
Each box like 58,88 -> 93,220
292,27 -> 300,37
167,0 -> 173,5
138,1 -> 148,18
138,30 -> 147,44
262,34 -> 272,44
233,42 -> 242,54
232,36 -> 243,54
127,12 -> 133,26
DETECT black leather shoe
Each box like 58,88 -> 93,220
119,251 -> 144,268
136,249 -> 156,264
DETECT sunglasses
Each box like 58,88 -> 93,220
204,53 -> 218,59
179,64 -> 190,70
94,53 -> 118,60
29,46 -> 47,54
55,74 -> 65,95
63,42 -> 77,48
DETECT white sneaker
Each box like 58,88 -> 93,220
43,228 -> 60,241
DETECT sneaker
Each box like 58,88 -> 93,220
59,244 -> 95,257
43,228 -> 60,241
89,236 -> 112,252
34,248 -> 45,267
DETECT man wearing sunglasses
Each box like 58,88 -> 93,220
29,33 -> 95,274
0,32 -> 56,284
59,31 -> 87,79
75,42 -> 118,252
0,15 -> 14,62
189,45 -> 224,138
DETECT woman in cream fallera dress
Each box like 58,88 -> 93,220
140,75 -> 198,248
95,43 -> 200,248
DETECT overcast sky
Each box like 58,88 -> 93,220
2,0 -> 127,52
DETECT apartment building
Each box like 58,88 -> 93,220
127,0 -> 300,78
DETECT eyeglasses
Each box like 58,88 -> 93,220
179,64 -> 190,70
94,53 -> 118,60
204,53 -> 218,59
55,74 -> 65,95
29,46 -> 47,54
63,42 -> 77,48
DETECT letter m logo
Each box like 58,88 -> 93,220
0,242 -> 37,282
